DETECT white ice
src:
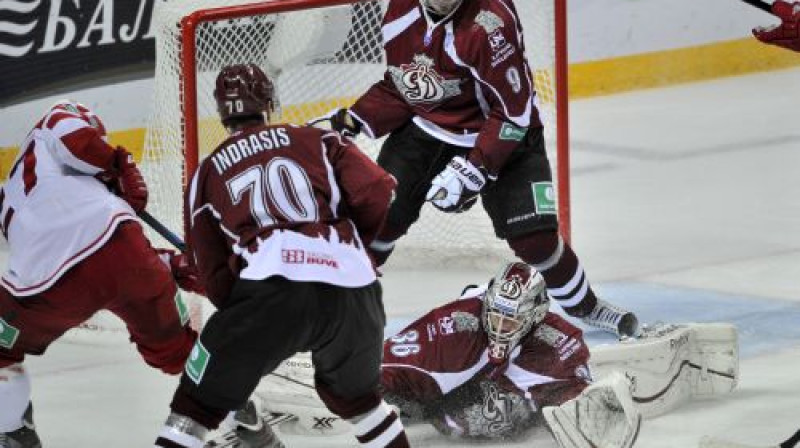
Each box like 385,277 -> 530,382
2,67 -> 800,447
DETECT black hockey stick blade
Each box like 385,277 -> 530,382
138,210 -> 186,252
740,0 -> 774,14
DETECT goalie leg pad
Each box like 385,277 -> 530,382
543,371 -> 641,448
589,323 -> 738,418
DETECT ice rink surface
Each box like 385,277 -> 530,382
2,68 -> 799,447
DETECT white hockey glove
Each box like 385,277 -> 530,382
426,156 -> 487,213
543,372 -> 641,448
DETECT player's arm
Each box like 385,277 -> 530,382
45,105 -> 116,175
522,326 -> 592,409
467,18 -> 537,177
427,14 -> 535,212
753,0 -> 800,52
185,168 -> 235,307
342,74 -> 414,139
324,132 -> 396,245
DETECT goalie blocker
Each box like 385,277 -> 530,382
254,323 -> 738,447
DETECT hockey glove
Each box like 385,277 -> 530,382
426,156 -> 486,213
156,249 -> 205,295
329,108 -> 362,138
111,147 -> 148,213
753,1 -> 800,52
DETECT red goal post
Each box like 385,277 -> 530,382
142,0 -> 570,270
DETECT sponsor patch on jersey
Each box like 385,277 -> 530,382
439,316 -> 456,335
533,323 -> 568,348
488,29 -> 517,68
175,291 -> 190,326
452,311 -> 480,332
389,54 -> 462,110
475,10 -> 504,33
186,341 -> 211,385
0,317 -> 19,349
532,182 -> 557,215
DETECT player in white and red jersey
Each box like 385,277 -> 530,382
0,100 -> 200,446
754,0 -> 800,51
380,262 -> 641,447
153,64 -> 410,448
329,0 -> 639,338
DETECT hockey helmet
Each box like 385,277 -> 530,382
482,262 -> 549,364
421,0 -> 464,16
50,100 -> 108,140
214,63 -> 275,126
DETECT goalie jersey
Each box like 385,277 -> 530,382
186,126 -> 395,307
350,0 -> 541,175
0,103 -> 136,296
382,287 -> 591,437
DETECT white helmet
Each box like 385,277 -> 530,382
482,262 -> 550,364
421,0 -> 464,16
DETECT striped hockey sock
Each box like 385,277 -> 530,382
350,401 -> 409,448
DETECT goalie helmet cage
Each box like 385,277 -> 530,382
140,0 -> 570,271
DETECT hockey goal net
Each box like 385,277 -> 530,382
140,0 -> 569,269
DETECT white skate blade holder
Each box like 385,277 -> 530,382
590,323 -> 738,419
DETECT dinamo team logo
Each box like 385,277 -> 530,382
389,54 -> 462,110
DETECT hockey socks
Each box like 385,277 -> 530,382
350,401 -> 410,448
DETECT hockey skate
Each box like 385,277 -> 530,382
581,298 -> 639,338
0,403 -> 42,448
233,400 -> 285,448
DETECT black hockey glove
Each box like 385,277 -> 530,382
330,108 -> 362,138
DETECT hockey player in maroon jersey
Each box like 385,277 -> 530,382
380,262 -> 641,447
153,64 -> 410,448
329,0 -> 639,338
0,101 -> 200,447
753,0 -> 800,51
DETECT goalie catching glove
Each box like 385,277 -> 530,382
543,371 -> 641,448
156,249 -> 205,295
426,156 -> 488,213
753,0 -> 800,52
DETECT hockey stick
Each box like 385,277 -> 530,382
740,0 -> 774,14
138,210 -> 186,252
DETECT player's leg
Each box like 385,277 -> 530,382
0,236 -> 142,447
154,277 -> 313,447
101,222 -> 196,375
311,281 -> 410,448
481,127 -> 638,337
0,362 -> 40,448
371,122 -> 463,266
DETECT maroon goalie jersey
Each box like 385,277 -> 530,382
187,125 -> 395,306
350,0 -> 541,175
381,286 -> 591,412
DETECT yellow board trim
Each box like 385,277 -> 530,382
2,37 -> 798,180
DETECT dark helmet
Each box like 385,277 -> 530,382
213,63 -> 275,126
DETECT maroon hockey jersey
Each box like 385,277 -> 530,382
186,125 -> 395,306
381,286 -> 590,414
350,0 -> 541,175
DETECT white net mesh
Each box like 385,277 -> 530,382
141,0 -> 562,270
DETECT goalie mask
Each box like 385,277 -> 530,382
421,0 -> 464,16
482,262 -> 549,364
214,63 -> 276,127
